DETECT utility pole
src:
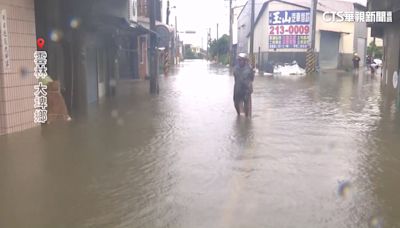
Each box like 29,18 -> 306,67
207,28 -> 211,60
306,0 -> 318,74
229,0 -> 233,68
149,0 -> 159,94
311,0 -> 317,52
249,0 -> 255,68
372,37 -> 376,57
217,23 -> 219,62
166,0 -> 170,25
217,23 -> 219,40
175,16 -> 178,64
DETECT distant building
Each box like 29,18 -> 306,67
137,0 -> 169,79
191,46 -> 202,54
237,0 -> 368,70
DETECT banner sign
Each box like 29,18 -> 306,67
0,9 -> 10,70
268,10 -> 311,49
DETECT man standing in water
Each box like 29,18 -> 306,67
233,53 -> 255,117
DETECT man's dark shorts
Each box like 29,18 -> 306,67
234,83 -> 252,103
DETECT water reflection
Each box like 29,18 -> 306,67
0,60 -> 399,227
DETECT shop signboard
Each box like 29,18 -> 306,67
268,10 -> 311,49
0,9 -> 10,70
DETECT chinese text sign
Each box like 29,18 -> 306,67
269,10 -> 311,49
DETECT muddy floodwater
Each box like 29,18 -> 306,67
1,60 -> 399,228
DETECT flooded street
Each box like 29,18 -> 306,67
1,60 -> 399,227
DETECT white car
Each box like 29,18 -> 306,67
373,59 -> 383,67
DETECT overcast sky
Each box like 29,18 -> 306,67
165,0 -> 367,49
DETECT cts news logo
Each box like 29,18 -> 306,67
322,11 -> 392,23
323,12 -> 350,22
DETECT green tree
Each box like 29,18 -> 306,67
367,41 -> 383,59
209,34 -> 230,64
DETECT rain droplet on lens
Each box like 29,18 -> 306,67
110,79 -> 117,88
117,118 -> 124,126
69,17 -> 81,29
111,110 -> 119,118
329,142 -> 336,150
166,196 -> 174,203
49,29 -> 63,42
20,67 -> 29,78
369,215 -> 384,228
338,181 -> 352,198
155,219 -> 163,227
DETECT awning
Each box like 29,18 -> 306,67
91,15 -> 156,36
130,21 -> 158,36
319,29 -> 351,35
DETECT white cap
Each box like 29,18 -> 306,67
238,53 -> 248,59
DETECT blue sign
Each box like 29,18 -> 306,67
269,10 -> 311,25
269,10 -> 311,49
269,35 -> 309,49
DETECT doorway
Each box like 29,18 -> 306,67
97,49 -> 107,99
319,31 -> 340,69
86,47 -> 99,104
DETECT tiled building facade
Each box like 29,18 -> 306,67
0,0 -> 37,135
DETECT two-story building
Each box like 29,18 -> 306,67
34,0 -> 156,113
1,0 -> 166,135
137,0 -> 165,79
237,0 -> 368,70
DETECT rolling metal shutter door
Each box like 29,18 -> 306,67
319,31 -> 340,69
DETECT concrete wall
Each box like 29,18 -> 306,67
353,5 -> 368,66
382,22 -> 400,96
339,53 -> 353,69
237,3 -> 250,53
368,0 -> 400,99
0,0 -> 38,135
258,52 -> 308,69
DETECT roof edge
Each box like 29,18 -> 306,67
237,1 -> 249,19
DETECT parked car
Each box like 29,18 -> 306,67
372,59 -> 383,67
370,59 -> 383,75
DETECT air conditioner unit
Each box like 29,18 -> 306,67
129,0 -> 138,22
